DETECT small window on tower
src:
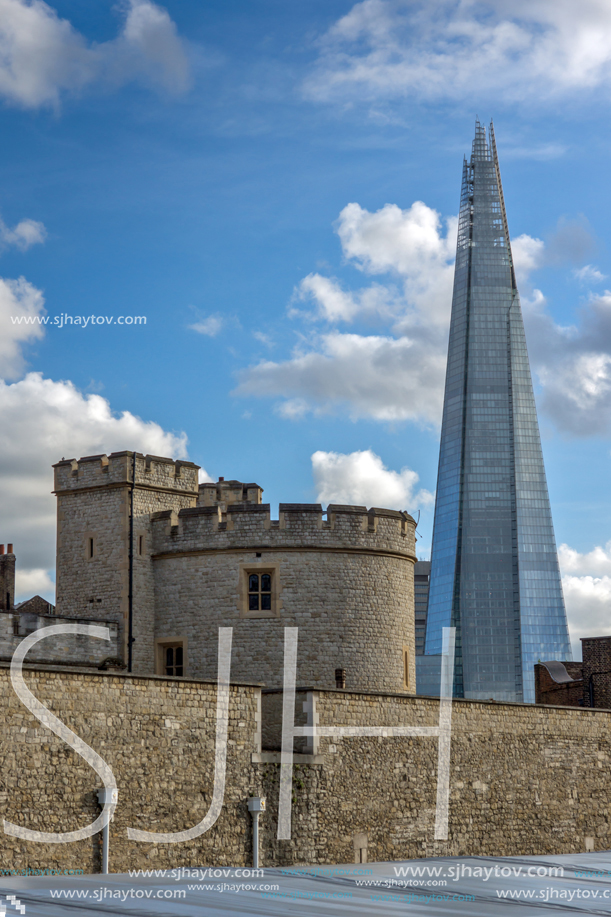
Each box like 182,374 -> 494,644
240,563 -> 280,618
248,572 -> 272,611
138,535 -> 144,555
89,538 -> 94,559
165,645 -> 183,677
156,639 -> 187,677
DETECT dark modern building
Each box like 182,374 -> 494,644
414,561 -> 431,656
418,121 -> 571,704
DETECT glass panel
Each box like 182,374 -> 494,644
166,647 -> 173,667
249,594 -> 259,611
261,574 -> 271,592
175,646 -> 183,666
261,594 -> 271,610
249,574 -> 259,592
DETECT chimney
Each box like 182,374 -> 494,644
0,544 -> 15,611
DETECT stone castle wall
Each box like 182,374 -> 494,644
1,666 -> 611,872
260,688 -> 611,865
0,665 -> 261,872
151,503 -> 417,692
0,611 -> 119,667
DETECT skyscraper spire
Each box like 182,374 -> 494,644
421,121 -> 571,703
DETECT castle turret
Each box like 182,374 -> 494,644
53,452 -> 199,672
151,501 -> 417,693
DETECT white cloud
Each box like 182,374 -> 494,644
524,290 -> 611,435
339,202 -> 457,331
0,216 -> 46,250
115,0 -> 190,94
14,568 -> 55,603
562,575 -> 611,658
242,193 -> 611,434
305,0 -> 611,105
291,272 -> 401,325
253,331 -> 274,347
0,372 -> 198,603
0,275 -> 46,379
559,541 -> 611,576
0,0 -> 189,109
189,314 -> 224,337
240,200 -> 455,423
238,331 -> 446,423
511,233 -> 545,287
312,448 -> 434,511
291,202 -> 456,329
558,541 -> 611,657
574,264 -> 606,284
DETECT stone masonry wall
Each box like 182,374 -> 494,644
152,503 -> 417,693
0,665 -> 261,872
1,669 -> 611,872
258,689 -> 611,865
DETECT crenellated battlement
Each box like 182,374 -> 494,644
151,500 -> 416,556
53,451 -> 200,495
198,478 -> 263,507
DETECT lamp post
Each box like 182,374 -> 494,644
247,797 -> 266,868
97,787 -> 118,874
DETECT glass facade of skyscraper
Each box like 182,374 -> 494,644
421,121 -> 571,704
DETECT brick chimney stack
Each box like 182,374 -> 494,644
0,544 -> 15,611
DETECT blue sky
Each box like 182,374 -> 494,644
2,0 -> 611,656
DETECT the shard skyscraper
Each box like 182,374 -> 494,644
419,121 -> 571,704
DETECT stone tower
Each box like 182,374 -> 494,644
53,453 -> 199,671
151,501 -> 417,692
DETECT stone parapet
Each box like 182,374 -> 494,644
53,452 -> 199,496
151,502 -> 416,558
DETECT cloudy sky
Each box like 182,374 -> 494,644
2,0 -> 611,658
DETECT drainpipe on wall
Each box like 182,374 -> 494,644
127,451 -> 136,673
